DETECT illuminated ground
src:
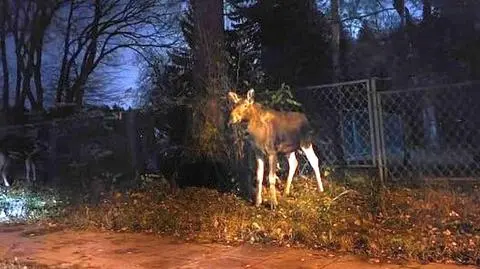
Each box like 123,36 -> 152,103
0,224 -> 476,269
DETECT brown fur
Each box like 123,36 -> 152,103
232,103 -> 313,155
228,89 -> 323,209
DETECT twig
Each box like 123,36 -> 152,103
326,189 -> 355,211
331,189 -> 353,203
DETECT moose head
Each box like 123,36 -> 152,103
227,89 -> 257,125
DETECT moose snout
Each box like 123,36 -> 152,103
228,114 -> 238,125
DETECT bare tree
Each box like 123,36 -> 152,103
8,0 -> 62,111
56,0 -> 76,103
54,0 -> 180,106
0,0 -> 62,114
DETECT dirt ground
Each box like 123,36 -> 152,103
0,223 -> 476,269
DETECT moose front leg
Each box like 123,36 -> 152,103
0,154 -> 10,187
268,153 -> 278,209
255,157 -> 265,207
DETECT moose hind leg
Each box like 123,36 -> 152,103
255,157 -> 265,207
284,152 -> 298,196
1,170 -> 8,187
268,154 -> 278,209
0,155 -> 9,187
301,144 -> 324,192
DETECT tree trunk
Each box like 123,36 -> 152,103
330,0 -> 341,82
12,1 -> 36,110
33,45 -> 44,110
20,51 -> 37,110
329,0 -> 346,164
189,0 -> 229,158
32,6 -> 55,111
394,0 -> 406,27
22,7 -> 39,110
56,1 -> 75,104
71,0 -> 100,106
13,10 -> 23,108
0,0 -> 9,111
190,0 -> 226,94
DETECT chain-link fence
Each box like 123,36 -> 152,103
377,81 -> 480,181
3,79 -> 480,192
298,78 -> 480,183
0,106 -> 239,200
295,79 -> 376,168
0,109 -> 157,201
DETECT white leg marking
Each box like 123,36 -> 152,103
301,144 -> 324,192
255,157 -> 264,207
284,152 -> 298,196
2,169 -> 9,187
1,154 -> 10,187
268,154 -> 278,209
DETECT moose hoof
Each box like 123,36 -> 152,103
270,200 -> 278,210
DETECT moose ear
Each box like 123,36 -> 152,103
228,91 -> 241,104
246,89 -> 255,103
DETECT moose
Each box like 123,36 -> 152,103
227,89 -> 324,209
0,134 -> 43,187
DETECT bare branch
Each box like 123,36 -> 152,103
52,0 -> 181,105
340,8 -> 396,23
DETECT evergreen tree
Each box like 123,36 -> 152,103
227,0 -> 332,87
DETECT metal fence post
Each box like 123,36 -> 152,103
367,80 -> 376,167
47,121 -> 58,184
371,78 -> 385,185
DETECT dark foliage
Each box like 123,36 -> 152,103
227,0 -> 332,87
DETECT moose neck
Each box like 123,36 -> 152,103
243,103 -> 275,139
246,103 -> 269,124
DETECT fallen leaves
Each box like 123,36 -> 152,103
57,178 -> 480,266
